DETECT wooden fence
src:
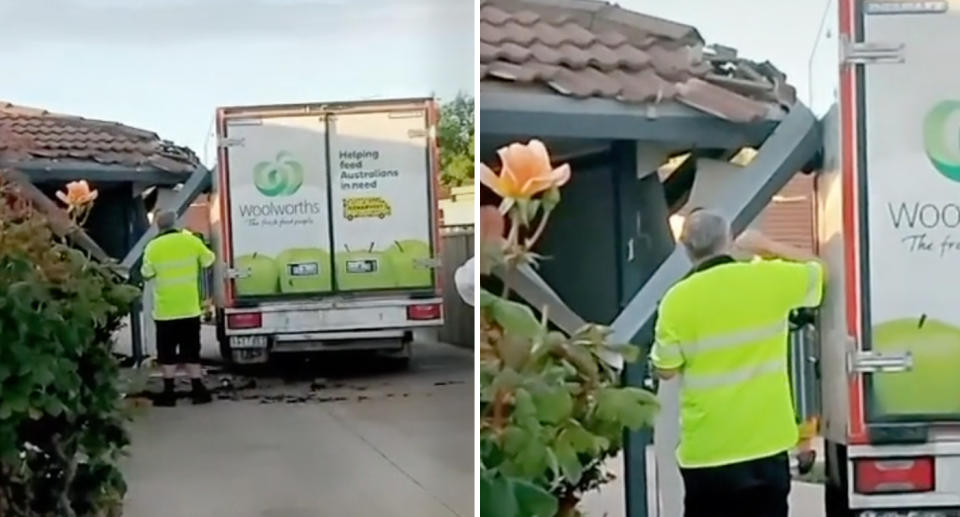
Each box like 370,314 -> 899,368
438,225 -> 474,348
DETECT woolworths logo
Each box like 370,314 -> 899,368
253,151 -> 304,197
924,101 -> 960,182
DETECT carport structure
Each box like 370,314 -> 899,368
478,0 -> 822,515
0,102 -> 211,360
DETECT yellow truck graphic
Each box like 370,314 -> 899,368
343,197 -> 391,221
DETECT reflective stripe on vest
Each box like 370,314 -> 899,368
681,319 -> 786,356
682,357 -> 786,391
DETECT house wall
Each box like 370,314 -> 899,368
181,194 -> 211,238
753,173 -> 816,252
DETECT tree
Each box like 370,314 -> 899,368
439,93 -> 475,188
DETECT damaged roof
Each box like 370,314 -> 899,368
0,101 -> 200,175
480,0 -> 797,123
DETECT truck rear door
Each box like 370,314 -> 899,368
222,113 -> 334,299
327,107 -> 436,292
856,0 -> 960,424
217,100 -> 437,304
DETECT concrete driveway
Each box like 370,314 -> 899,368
120,338 -> 473,517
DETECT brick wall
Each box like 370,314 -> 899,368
182,194 -> 210,238
754,174 -> 816,252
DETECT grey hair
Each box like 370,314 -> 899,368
679,209 -> 731,261
155,210 -> 177,231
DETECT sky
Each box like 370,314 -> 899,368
0,0 -> 474,165
1,0 -> 836,165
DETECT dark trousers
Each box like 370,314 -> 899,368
155,317 -> 201,365
680,451 -> 790,517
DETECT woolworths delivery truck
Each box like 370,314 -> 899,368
209,98 -> 443,365
809,0 -> 960,514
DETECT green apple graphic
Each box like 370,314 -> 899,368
334,244 -> 397,290
277,247 -> 332,293
872,315 -> 960,415
383,239 -> 432,288
234,253 -> 280,296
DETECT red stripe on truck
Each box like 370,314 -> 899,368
839,0 -> 868,445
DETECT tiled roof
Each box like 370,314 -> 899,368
480,0 -> 797,123
0,102 -> 200,174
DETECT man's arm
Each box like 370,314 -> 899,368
737,230 -> 826,308
193,234 -> 215,268
140,244 -> 156,280
651,295 -> 685,380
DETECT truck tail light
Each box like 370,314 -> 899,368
854,457 -> 934,494
407,303 -> 441,321
227,312 -> 262,329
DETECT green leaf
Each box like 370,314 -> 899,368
513,388 -> 539,429
513,478 -> 558,517
479,288 -> 500,308
515,199 -> 533,226
503,426 -> 531,456
499,334 -> 533,370
553,439 -> 583,485
532,386 -> 573,424
33,367 -> 55,387
544,446 -> 560,479
480,474 -> 519,517
595,387 -> 660,430
542,186 -> 561,212
490,299 -> 544,340
514,440 -> 548,478
525,200 -> 542,225
563,423 -> 599,454
490,368 -> 522,395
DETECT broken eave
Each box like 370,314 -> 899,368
479,84 -> 784,150
0,159 -> 192,186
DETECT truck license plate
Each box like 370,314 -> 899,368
230,335 -> 267,349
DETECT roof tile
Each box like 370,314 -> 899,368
0,102 -> 200,174
480,0 -> 795,123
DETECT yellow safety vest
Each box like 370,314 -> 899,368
141,230 -> 215,321
651,256 -> 824,468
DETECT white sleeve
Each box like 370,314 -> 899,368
454,257 -> 475,307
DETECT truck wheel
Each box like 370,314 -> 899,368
381,332 -> 413,369
825,440 -> 854,517
215,310 -> 234,367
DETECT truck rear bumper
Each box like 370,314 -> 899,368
223,297 -> 444,336
272,329 -> 407,353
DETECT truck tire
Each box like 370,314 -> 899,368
215,309 -> 234,366
825,440 -> 854,517
381,332 -> 413,369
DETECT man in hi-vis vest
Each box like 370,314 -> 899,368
652,209 -> 825,517
141,211 -> 215,406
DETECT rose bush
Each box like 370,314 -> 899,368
0,178 -> 138,517
479,140 -> 659,517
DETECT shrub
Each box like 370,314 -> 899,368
478,141 -> 659,517
0,179 -> 138,517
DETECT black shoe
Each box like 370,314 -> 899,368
154,391 -> 177,407
191,382 -> 213,405
797,450 -> 817,475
